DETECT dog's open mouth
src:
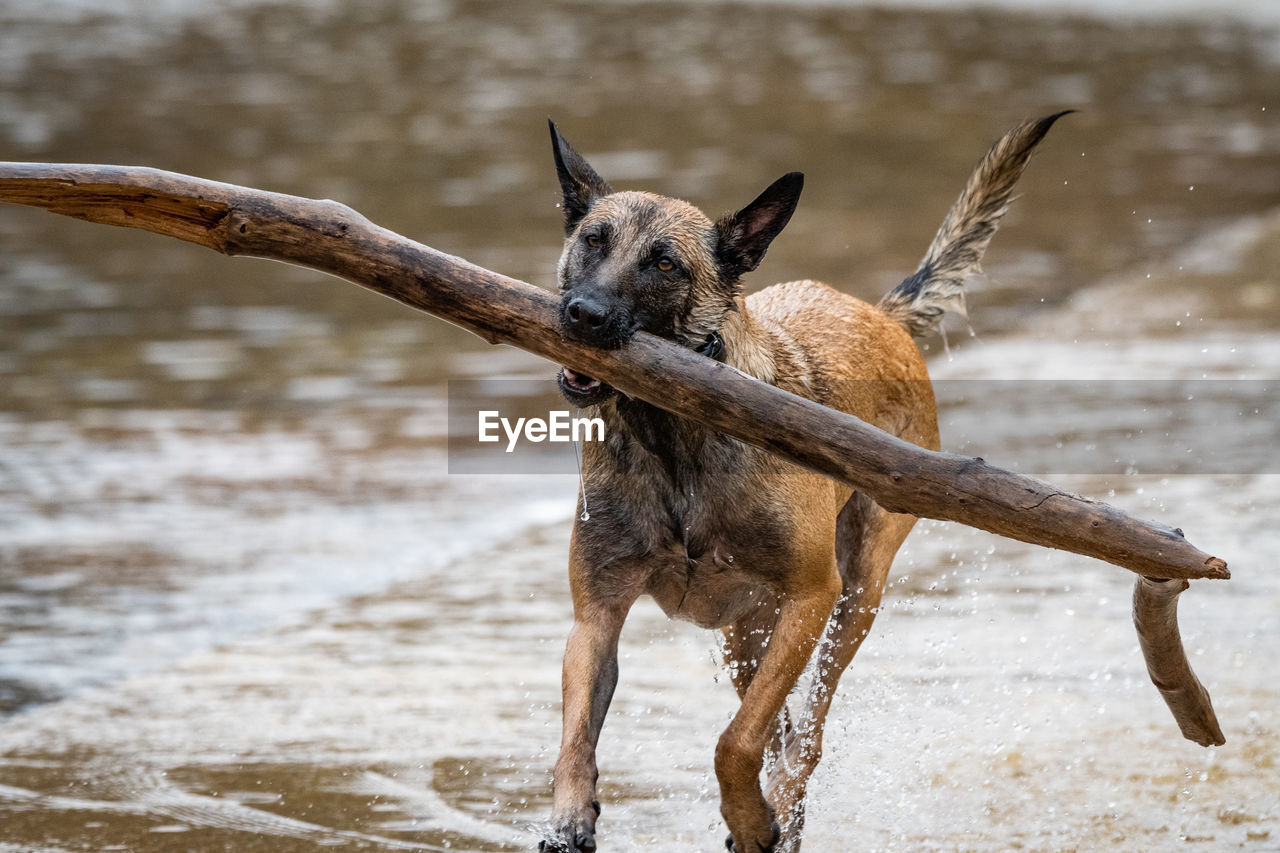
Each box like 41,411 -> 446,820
557,366 -> 616,405
560,367 -> 601,392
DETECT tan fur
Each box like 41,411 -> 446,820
541,116 -> 1061,853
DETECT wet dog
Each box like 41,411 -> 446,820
541,113 -> 1068,852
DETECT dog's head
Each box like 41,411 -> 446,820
548,120 -> 802,406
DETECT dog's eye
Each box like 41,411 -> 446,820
656,257 -> 675,272
585,234 -> 601,249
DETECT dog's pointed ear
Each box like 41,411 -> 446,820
715,172 -> 804,280
549,119 -> 614,234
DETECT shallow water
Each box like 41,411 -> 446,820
1,1 -> 1279,851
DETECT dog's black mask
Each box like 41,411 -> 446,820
559,285 -> 634,350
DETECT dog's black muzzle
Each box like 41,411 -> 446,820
555,291 -> 727,408
556,288 -> 632,406
560,290 -> 633,350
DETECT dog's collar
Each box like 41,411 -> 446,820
694,331 -> 726,363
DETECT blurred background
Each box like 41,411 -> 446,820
1,1 -> 1278,850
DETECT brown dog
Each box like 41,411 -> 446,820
541,113 -> 1069,852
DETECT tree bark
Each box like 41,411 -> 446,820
0,162 -> 1227,744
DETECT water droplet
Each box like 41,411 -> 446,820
581,511 -> 590,521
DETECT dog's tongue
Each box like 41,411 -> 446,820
561,366 -> 601,390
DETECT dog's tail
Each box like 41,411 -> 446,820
878,111 -> 1072,338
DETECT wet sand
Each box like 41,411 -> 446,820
2,1 -> 1279,850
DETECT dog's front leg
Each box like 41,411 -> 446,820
717,566 -> 841,853
541,584 -> 636,853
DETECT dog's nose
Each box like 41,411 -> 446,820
561,290 -> 630,348
565,296 -> 609,331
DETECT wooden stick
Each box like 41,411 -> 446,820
1133,577 -> 1225,745
0,163 -> 1230,581
0,162 -> 1227,743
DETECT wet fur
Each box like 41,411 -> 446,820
541,115 -> 1066,853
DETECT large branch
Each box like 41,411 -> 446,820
0,163 -> 1227,745
1133,577 -> 1225,746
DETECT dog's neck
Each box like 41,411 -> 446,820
598,297 -> 790,457
719,298 -> 782,386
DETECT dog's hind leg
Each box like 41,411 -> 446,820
763,493 -> 918,851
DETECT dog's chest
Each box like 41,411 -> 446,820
580,422 -> 795,629
643,527 -> 771,629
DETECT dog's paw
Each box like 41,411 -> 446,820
539,803 -> 601,852
724,818 -> 781,853
539,832 -> 596,852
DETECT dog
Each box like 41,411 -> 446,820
541,112 -> 1069,852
